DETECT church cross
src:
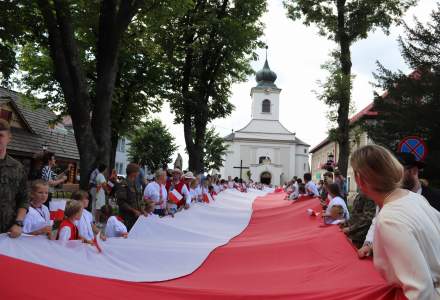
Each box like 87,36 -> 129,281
233,160 -> 250,181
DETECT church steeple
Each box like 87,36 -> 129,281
255,46 -> 277,87
250,46 -> 281,121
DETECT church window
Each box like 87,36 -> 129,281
304,149 -> 307,154
262,99 -> 271,113
259,156 -> 271,164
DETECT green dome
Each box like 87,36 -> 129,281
256,59 -> 277,86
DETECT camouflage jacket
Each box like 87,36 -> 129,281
115,178 -> 143,230
346,193 -> 377,248
0,155 -> 29,233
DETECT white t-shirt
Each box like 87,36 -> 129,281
96,173 -> 106,209
305,181 -> 320,197
180,184 -> 191,205
75,209 -> 94,241
105,216 -> 127,238
23,205 -> 51,234
189,188 -> 197,202
58,227 -> 72,241
195,186 -> 203,201
228,181 -> 235,189
365,188 -> 424,245
213,184 -> 221,194
373,192 -> 440,300
326,196 -> 350,220
144,181 -> 167,209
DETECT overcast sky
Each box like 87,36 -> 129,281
157,0 -> 437,170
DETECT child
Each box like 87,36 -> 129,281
208,185 -> 217,197
94,164 -> 108,222
72,190 -> 106,242
23,180 -> 52,238
298,182 -> 307,197
57,200 -> 90,242
324,205 -> 345,225
323,183 -> 350,225
189,178 -> 198,203
101,204 -> 128,238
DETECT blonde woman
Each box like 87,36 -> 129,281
351,145 -> 440,300
143,169 -> 167,217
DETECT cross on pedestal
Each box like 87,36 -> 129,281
233,160 -> 250,181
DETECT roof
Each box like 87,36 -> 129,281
309,102 -> 376,153
349,102 -> 377,124
224,132 -> 235,141
309,137 -> 331,154
0,87 -> 80,161
224,119 -> 310,147
255,58 -> 278,88
237,119 -> 293,135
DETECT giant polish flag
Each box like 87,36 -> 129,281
0,189 -> 404,299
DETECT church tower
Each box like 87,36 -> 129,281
250,50 -> 281,121
221,48 -> 310,186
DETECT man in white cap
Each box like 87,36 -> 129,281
179,172 -> 195,209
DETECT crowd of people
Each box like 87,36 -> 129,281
22,167 -> 256,242
1,118 -> 440,299
0,117 -> 257,243
282,146 -> 440,299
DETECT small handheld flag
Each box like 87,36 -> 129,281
169,189 -> 183,204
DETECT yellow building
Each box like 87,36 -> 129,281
310,103 -> 376,194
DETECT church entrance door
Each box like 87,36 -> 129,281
260,171 -> 272,185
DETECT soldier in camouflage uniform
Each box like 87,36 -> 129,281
0,119 -> 29,236
116,163 -> 148,230
340,192 -> 376,248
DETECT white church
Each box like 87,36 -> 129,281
220,56 -> 310,186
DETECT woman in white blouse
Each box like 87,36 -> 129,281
143,169 -> 168,217
351,145 -> 440,300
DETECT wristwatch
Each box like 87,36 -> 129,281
14,220 -> 24,227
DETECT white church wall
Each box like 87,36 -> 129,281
288,145 -> 297,179
280,147 -> 291,179
256,147 -> 275,163
295,154 -> 310,178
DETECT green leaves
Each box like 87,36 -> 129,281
284,0 -> 418,42
203,127 -> 227,172
153,0 -> 266,171
284,0 -> 416,176
367,6 -> 440,182
128,119 -> 178,172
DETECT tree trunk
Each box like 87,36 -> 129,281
336,0 -> 352,178
37,0 -> 98,189
37,0 -> 141,186
109,130 -> 119,173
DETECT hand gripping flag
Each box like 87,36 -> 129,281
169,189 -> 183,204
202,192 -> 213,203
49,200 -> 66,221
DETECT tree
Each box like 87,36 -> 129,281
202,127 -> 227,172
157,0 -> 266,173
284,0 -> 417,176
128,119 -> 177,172
366,5 -> 440,184
315,51 -> 355,131
0,0 -> 26,83
8,1 -> 181,187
